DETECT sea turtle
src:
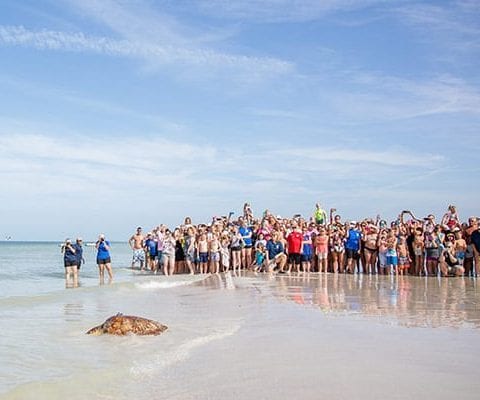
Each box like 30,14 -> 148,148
86,313 -> 168,336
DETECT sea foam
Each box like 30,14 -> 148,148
135,277 -> 206,290
130,325 -> 241,376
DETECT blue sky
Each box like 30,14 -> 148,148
0,0 -> 479,241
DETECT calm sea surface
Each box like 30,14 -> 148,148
1,242 -> 479,399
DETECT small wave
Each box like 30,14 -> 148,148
130,325 -> 241,376
135,276 -> 208,290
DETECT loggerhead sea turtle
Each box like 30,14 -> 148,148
86,313 -> 168,336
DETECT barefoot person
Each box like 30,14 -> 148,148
162,229 -> 176,276
62,238 -> 78,288
345,222 -> 361,274
73,237 -> 84,272
129,227 -> 145,270
96,234 -> 113,282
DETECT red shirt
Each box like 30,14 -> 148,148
287,231 -> 303,254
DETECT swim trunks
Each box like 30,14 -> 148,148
301,253 -> 313,262
132,249 -> 145,263
288,253 -> 301,264
199,252 -> 209,263
210,252 -> 220,262
346,248 -> 359,260
386,255 -> 398,266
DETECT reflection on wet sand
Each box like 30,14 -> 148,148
273,274 -> 480,329
193,272 -> 480,329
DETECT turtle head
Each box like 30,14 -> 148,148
86,325 -> 104,335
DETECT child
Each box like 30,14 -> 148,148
197,233 -> 209,274
386,233 -> 398,275
253,243 -> 267,272
301,227 -> 313,273
378,232 -> 388,275
209,233 -> 221,274
396,235 -> 410,276
220,235 -> 230,272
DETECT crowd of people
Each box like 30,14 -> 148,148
123,203 -> 480,278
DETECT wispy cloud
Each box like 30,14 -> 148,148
0,24 -> 292,76
327,72 -> 480,121
0,131 -> 471,238
190,0 -> 390,23
0,132 -> 444,197
393,2 -> 480,52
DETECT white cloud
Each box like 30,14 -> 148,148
0,132 -> 444,198
328,73 -> 480,121
190,0 -> 390,22
1,131 -> 475,239
0,24 -> 292,76
393,3 -> 480,53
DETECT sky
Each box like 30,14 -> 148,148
0,0 -> 479,241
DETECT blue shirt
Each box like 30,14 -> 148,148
145,238 -> 157,256
239,226 -> 253,246
267,240 -> 284,259
96,240 -> 111,260
345,229 -> 361,250
73,243 -> 83,264
64,246 -> 77,263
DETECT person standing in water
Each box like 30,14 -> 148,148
96,234 -> 113,282
129,227 -> 145,270
73,238 -> 84,272
62,238 -> 78,288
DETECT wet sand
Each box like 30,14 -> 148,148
1,272 -> 479,400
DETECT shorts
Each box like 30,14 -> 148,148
210,252 -> 220,262
256,254 -> 265,265
97,257 -> 111,265
425,248 -> 439,260
301,253 -> 313,262
162,253 -> 174,263
199,252 -> 209,263
317,252 -> 328,261
386,255 -> 398,266
398,256 -> 409,266
288,253 -> 301,264
244,245 -> 252,249
379,252 -> 387,268
231,246 -> 241,252
346,248 -> 359,260
64,260 -> 77,267
414,248 -> 423,256
132,249 -> 145,263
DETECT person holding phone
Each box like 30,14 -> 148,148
96,234 -> 113,281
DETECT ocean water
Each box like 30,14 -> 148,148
1,242 -> 479,400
